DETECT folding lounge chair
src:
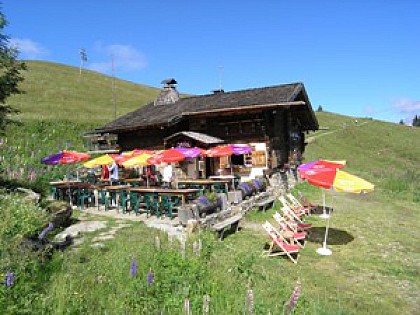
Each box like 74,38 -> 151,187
273,212 -> 307,247
286,193 -> 313,215
297,191 -> 317,209
278,196 -> 307,217
261,221 -> 300,264
279,205 -> 312,231
279,197 -> 304,220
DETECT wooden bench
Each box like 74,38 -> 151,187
253,196 -> 276,212
211,214 -> 243,240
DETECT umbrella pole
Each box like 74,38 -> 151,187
316,215 -> 332,256
320,188 -> 330,219
317,191 -> 334,256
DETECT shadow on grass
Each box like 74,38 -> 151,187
218,226 -> 243,241
307,227 -> 354,245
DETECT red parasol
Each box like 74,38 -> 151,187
148,148 -> 186,164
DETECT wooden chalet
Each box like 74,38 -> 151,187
93,79 -> 318,177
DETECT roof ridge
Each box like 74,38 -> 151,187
180,82 -> 303,101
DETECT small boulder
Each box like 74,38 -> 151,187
46,201 -> 73,228
16,187 -> 40,204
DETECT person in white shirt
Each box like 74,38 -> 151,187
162,163 -> 173,188
108,161 -> 119,184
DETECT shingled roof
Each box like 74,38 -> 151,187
96,82 -> 318,132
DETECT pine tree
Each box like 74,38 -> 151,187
0,11 -> 26,135
317,105 -> 323,112
399,119 -> 405,125
413,115 -> 420,127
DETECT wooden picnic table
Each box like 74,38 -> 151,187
49,180 -> 90,206
129,187 -> 200,205
49,179 -> 82,186
208,175 -> 235,180
209,175 -> 237,189
176,179 -> 231,192
103,185 -> 131,191
124,178 -> 145,184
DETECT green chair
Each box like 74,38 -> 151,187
144,194 -> 160,218
128,192 -> 142,215
161,195 -> 180,219
212,183 -> 227,194
117,190 -> 130,213
77,188 -> 94,210
97,189 -> 109,211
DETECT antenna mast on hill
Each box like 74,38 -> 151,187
111,55 -> 117,119
218,65 -> 223,91
79,49 -> 87,78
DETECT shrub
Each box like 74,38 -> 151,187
0,193 -> 50,312
0,193 -> 48,242
0,176 -> 49,199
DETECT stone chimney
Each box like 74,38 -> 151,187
154,78 -> 180,106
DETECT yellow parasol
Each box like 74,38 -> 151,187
122,153 -> 153,168
333,170 -> 375,193
83,154 -> 115,168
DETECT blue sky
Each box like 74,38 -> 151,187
3,0 -> 420,123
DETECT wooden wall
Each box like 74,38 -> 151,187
116,108 -> 306,169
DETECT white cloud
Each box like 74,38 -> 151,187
393,98 -> 420,113
89,43 -> 147,74
9,38 -> 49,59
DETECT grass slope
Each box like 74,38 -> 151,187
7,61 -> 160,123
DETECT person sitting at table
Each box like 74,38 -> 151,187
108,161 -> 119,185
140,165 -> 156,186
162,163 -> 173,189
101,164 -> 110,181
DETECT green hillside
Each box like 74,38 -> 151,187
304,112 -> 420,202
7,61 -> 160,123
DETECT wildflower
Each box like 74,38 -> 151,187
147,268 -> 154,285
198,238 -> 202,254
284,280 -> 302,315
5,272 -> 14,288
38,222 -> 54,240
246,289 -> 254,315
202,294 -> 210,315
184,298 -> 190,315
180,237 -> 186,259
130,258 -> 138,278
193,240 -> 198,255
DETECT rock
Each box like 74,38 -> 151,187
16,187 -> 40,204
46,201 -> 73,228
92,234 -> 115,242
91,243 -> 107,250
54,220 -> 107,241
72,237 -> 85,247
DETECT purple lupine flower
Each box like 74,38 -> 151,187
284,280 -> 302,315
130,258 -> 138,277
5,272 -> 14,287
147,268 -> 154,285
38,223 -> 54,240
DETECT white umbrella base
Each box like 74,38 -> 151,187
316,247 -> 332,256
319,213 -> 330,219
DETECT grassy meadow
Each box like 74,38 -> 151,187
7,61 -> 160,123
1,62 -> 419,314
